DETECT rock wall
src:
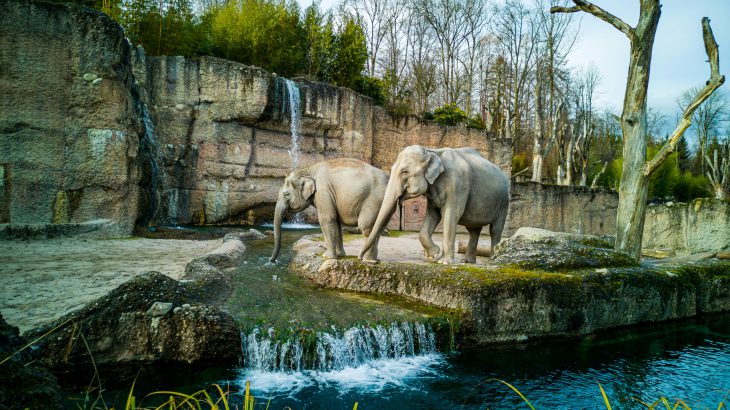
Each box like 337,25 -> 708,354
142,56 -> 375,225
0,0 -> 143,236
644,199 -> 730,255
506,182 -> 618,237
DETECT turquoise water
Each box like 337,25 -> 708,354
230,313 -> 730,409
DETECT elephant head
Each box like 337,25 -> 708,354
270,173 -> 315,262
360,145 -> 444,259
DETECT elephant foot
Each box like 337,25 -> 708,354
423,246 -> 443,262
324,250 -> 339,259
437,257 -> 459,265
361,258 -> 380,265
460,256 -> 476,264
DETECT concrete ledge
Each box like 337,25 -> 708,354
291,235 -> 730,346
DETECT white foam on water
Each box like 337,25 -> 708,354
261,221 -> 319,230
238,353 -> 445,396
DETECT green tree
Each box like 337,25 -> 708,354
302,3 -> 335,81
330,17 -> 368,89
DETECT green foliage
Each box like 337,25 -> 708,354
422,111 -> 435,120
647,147 -> 680,199
466,114 -> 486,130
433,103 -> 467,126
674,171 -> 711,202
330,17 -> 368,89
119,0 -> 209,57
207,0 -> 306,77
512,152 -> 529,175
354,76 -> 386,106
302,4 -> 335,80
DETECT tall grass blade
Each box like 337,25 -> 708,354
125,377 -> 137,410
598,383 -> 612,410
718,401 -> 726,410
492,379 -> 535,410
213,384 -> 230,410
0,316 -> 75,366
353,403 -> 358,410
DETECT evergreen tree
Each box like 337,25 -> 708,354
676,135 -> 692,172
331,17 -> 368,89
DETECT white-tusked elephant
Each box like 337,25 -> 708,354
270,158 -> 389,263
360,145 -> 510,264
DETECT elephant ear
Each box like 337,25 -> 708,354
300,177 -> 316,200
424,151 -> 444,185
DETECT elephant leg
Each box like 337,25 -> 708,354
438,205 -> 463,265
461,226 -> 482,264
360,226 -> 380,262
359,212 -> 379,262
420,206 -> 442,261
489,211 -> 508,255
335,219 -> 346,257
317,202 -> 340,259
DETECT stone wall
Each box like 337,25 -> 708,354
0,0 -> 143,236
644,199 -> 730,255
506,182 -> 618,237
142,56 -> 376,225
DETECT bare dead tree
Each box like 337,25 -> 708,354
345,0 -> 389,77
572,65 -> 601,186
552,1 -> 725,260
531,77 -> 562,182
706,138 -> 730,200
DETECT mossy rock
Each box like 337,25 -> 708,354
491,227 -> 636,271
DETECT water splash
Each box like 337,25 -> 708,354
242,322 -> 437,373
284,79 -> 301,170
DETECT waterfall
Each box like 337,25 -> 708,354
284,79 -> 301,170
138,101 -> 166,225
283,78 -> 306,225
242,322 -> 437,372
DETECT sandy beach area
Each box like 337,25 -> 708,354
0,238 -> 221,333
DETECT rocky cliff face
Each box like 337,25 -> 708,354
0,0 -> 143,235
1,0 -> 513,232
141,56 -> 376,225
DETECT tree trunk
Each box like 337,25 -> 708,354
615,13 -> 659,259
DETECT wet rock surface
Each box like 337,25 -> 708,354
0,313 -> 63,409
291,230 -> 730,346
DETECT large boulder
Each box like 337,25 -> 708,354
25,272 -> 241,368
491,227 -> 637,270
0,313 -> 63,409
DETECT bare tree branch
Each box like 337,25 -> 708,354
550,0 -> 634,39
644,17 -> 726,177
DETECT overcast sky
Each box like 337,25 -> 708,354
298,0 -> 729,125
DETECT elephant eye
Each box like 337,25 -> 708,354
400,169 -> 408,176
284,192 -> 291,198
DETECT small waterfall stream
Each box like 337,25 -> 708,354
138,100 -> 166,225
283,78 -> 306,225
284,78 -> 301,170
243,322 -> 437,373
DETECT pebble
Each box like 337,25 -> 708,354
83,73 -> 97,82
91,77 -> 102,86
146,301 -> 173,317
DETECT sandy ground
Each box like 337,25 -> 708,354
343,232 -> 493,264
0,238 -> 221,333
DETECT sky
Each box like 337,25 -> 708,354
297,0 -> 729,127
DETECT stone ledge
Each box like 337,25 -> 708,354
291,234 -> 730,346
23,234 -> 250,368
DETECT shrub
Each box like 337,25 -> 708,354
466,114 -> 486,130
433,103 -> 467,126
354,76 -> 386,106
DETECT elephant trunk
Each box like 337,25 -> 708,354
360,179 -> 402,259
270,198 -> 288,262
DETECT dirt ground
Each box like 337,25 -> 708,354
0,238 -> 221,333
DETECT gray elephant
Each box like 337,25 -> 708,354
360,145 -> 510,264
270,158 -> 389,262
